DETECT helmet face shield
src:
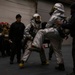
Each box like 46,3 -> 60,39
34,16 -> 40,21
32,13 -> 41,24
49,7 -> 56,15
35,17 -> 41,24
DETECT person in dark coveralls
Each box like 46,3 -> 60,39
9,14 -> 25,64
60,3 -> 75,75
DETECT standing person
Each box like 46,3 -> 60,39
48,8 -> 68,60
9,14 -> 25,64
19,13 -> 48,68
29,3 -> 66,71
61,3 -> 75,75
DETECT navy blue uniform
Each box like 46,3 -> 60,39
9,21 -> 25,63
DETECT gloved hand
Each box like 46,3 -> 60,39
26,35 -> 33,40
9,39 -> 13,43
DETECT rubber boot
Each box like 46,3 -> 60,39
55,63 -> 65,71
19,60 -> 24,69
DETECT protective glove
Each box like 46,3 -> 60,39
26,35 -> 33,40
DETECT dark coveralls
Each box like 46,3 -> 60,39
9,21 -> 25,63
62,13 -> 75,73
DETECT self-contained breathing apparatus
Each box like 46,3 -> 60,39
57,16 -> 69,38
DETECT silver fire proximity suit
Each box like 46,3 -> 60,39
32,3 -> 65,65
20,13 -> 47,64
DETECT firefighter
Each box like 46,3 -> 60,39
22,13 -> 42,53
28,3 -> 66,71
19,13 -> 48,68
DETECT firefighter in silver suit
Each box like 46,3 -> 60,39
29,3 -> 66,71
19,13 -> 48,68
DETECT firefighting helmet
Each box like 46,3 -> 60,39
53,3 -> 65,12
33,13 -> 40,17
31,13 -> 41,24
33,13 -> 41,20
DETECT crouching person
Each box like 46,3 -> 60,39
27,3 -> 66,71
19,13 -> 48,68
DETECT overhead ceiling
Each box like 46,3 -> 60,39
57,0 -> 75,4
39,0 -> 75,5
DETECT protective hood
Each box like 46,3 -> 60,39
54,3 -> 65,13
52,10 -> 65,18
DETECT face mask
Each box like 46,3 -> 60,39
49,7 -> 56,16
35,20 -> 41,24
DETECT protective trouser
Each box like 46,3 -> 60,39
21,40 -> 46,63
49,44 -> 54,60
32,28 -> 64,64
21,40 -> 32,62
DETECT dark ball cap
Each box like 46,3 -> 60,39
70,3 -> 75,9
16,14 -> 22,18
